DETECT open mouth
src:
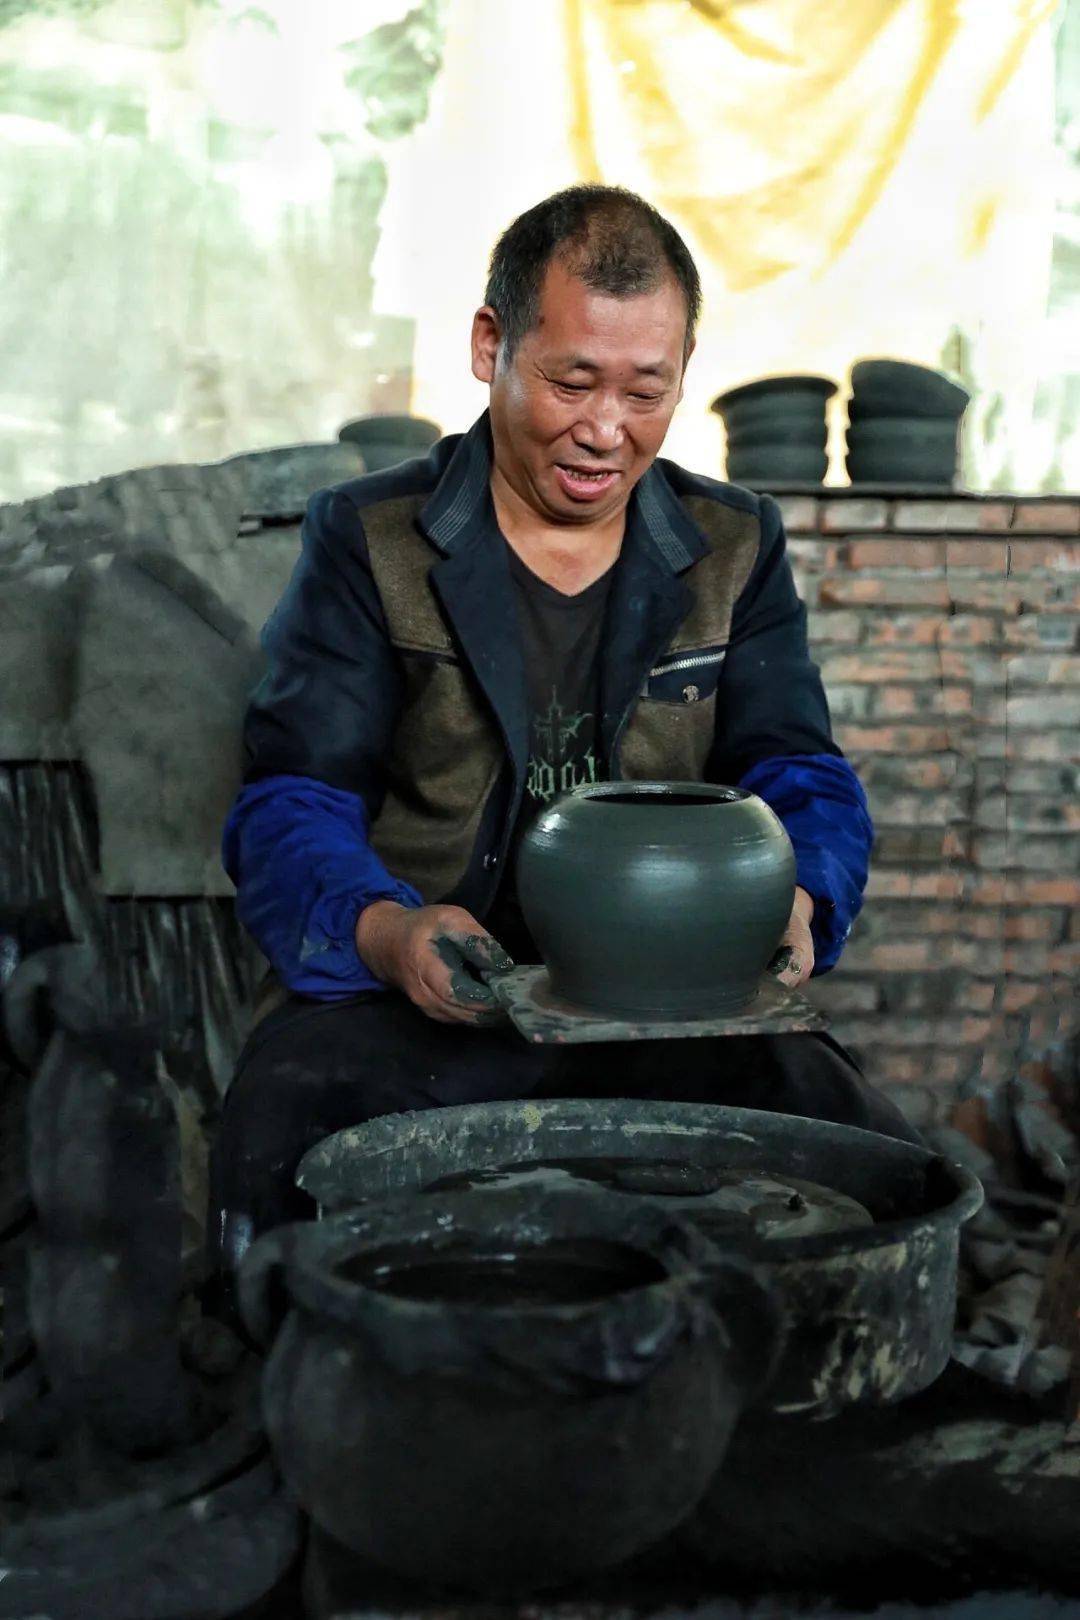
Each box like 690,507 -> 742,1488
554,464 -> 620,502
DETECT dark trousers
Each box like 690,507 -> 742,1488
206,989 -> 922,1285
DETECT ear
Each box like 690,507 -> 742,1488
471,306 -> 502,385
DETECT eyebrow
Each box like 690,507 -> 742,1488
554,356 -> 675,381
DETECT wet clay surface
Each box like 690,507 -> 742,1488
425,1158 -> 874,1243
431,930 -> 513,1021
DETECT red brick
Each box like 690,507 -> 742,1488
847,538 -> 944,570
864,870 -> 966,900
1002,981 -> 1047,1012
892,500 -> 996,532
806,609 -> 863,644
820,650 -> 957,683
939,616 -> 998,646
976,795 -> 1080,833
869,685 -> 972,719
1005,538 -> 1080,570
1001,941 -> 1079,976
1006,692 -> 1080,727
1004,653 -> 1080,687
826,685 -> 875,721
861,613 -> 944,647
822,499 -> 890,533
882,828 -> 967,863
805,977 -> 880,1015
860,940 -> 934,971
945,539 -> 1010,570
787,538 -> 841,571
775,495 -> 821,533
1002,614 -> 1078,650
859,757 -> 970,790
866,789 -> 967,826
840,723 -> 954,753
973,831 -> 1080,870
1011,500 -> 1080,534
818,575 -> 952,609
832,1012 -> 993,1047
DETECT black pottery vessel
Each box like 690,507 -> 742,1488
240,1190 -> 779,1595
337,413 -> 441,473
711,375 -> 836,485
846,359 -> 970,487
516,782 -> 796,1018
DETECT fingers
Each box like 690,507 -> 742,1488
768,932 -> 814,988
419,922 -> 514,1026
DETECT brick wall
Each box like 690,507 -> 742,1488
779,491 -> 1080,1130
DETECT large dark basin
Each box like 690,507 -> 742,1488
299,1099 -> 984,1418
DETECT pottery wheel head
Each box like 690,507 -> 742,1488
424,1158 -> 873,1242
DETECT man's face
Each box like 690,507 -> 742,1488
472,257 -> 690,530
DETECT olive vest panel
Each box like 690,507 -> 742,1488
362,492 -> 760,902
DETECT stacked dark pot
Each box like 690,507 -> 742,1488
711,375 -> 835,486
712,360 -> 970,489
845,359 -> 970,486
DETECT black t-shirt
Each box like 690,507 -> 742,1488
486,543 -> 615,961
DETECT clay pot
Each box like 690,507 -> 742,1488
516,782 -> 796,1018
848,359 -> 970,420
337,414 -> 441,473
239,1190 -> 780,1595
846,360 -> 969,486
711,376 -> 836,486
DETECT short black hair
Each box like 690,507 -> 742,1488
484,185 -> 701,366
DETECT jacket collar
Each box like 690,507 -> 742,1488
419,411 -> 709,575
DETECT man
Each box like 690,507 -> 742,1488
210,185 -> 917,1287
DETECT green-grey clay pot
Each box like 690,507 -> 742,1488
516,782 -> 796,1019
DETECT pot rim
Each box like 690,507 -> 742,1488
249,1188 -> 779,1392
711,375 -> 838,412
298,1100 -> 984,1265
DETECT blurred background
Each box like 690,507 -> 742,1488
1,0 -> 1078,503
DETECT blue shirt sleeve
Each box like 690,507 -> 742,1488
223,773 -> 424,998
737,754 -> 873,975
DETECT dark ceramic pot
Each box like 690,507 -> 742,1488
846,414 -> 961,486
239,1191 -> 780,1596
337,413 -> 441,473
516,782 -> 796,1018
848,359 -> 970,420
726,445 -> 828,484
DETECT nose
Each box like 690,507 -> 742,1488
572,392 -> 624,455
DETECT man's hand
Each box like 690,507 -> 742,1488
768,886 -> 815,988
355,901 -> 514,1026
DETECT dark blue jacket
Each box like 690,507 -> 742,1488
224,416 -> 873,997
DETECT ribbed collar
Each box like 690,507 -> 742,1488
418,410 -> 708,574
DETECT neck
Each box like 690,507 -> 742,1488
489,463 -> 626,594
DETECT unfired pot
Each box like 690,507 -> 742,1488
517,781 -> 796,1017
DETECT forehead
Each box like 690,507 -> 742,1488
526,258 -> 687,370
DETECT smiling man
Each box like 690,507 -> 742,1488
210,186 -> 918,1293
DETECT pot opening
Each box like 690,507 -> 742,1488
337,1236 -> 667,1309
585,787 -> 747,808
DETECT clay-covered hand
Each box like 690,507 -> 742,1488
767,887 -> 815,988
355,901 -> 514,1025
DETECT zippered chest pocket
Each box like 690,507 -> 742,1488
641,645 -> 727,705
